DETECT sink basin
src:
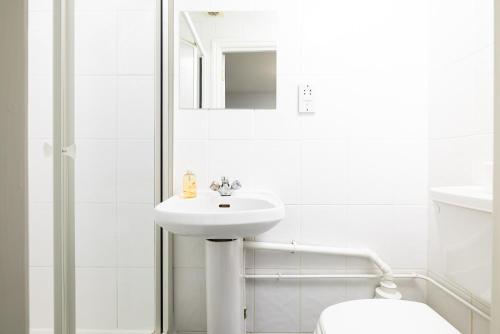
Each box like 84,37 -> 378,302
154,190 -> 284,238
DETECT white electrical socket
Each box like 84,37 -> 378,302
299,84 -> 314,113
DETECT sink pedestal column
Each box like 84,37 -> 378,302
205,239 -> 245,334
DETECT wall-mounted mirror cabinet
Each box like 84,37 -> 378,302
178,11 -> 277,110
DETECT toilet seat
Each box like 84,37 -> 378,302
314,299 -> 460,334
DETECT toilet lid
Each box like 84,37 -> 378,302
315,299 -> 460,334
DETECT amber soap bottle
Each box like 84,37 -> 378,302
182,170 -> 197,199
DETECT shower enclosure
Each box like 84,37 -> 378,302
28,0 -> 163,333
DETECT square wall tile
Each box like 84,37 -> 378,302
173,140 -> 208,194
29,0 -> 52,11
300,1 -> 427,74
254,269 -> 300,333
117,141 -> 154,203
174,268 -> 207,332
274,1 -> 302,75
429,51 -> 493,139
300,205 -> 350,246
347,140 -> 396,204
75,0 -> 117,11
29,140 -> 53,203
75,140 -> 116,203
75,75 -> 116,139
117,268 -> 154,330
210,0 -> 255,10
174,110 -> 209,140
254,109 -> 300,140
346,206 -> 427,270
28,11 -> 52,76
253,141 -> 301,204
346,277 -> 379,300
174,0 -> 212,11
173,235 -> 206,268
349,73 -> 428,140
117,204 -> 155,267
75,11 -> 116,75
207,140 -> 255,189
430,0 -> 491,66
275,75 -> 300,115
117,76 -> 155,140
28,75 -> 52,139
29,203 -> 53,267
301,140 -> 349,204
254,250 -> 300,270
208,109 -> 254,140
429,136 -> 481,187
390,207 -> 428,268
256,205 -> 300,243
116,0 -> 155,10
30,268 -> 54,329
76,268 -> 117,329
392,140 -> 428,205
300,205 -> 349,269
117,11 -> 155,74
76,203 -> 116,267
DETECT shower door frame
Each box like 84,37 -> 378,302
51,0 -> 168,333
52,0 -> 75,332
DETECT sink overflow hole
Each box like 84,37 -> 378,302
219,203 -> 230,208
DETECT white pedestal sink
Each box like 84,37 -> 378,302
155,190 -> 284,334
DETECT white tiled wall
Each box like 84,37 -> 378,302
428,0 -> 493,332
28,0 -> 156,332
173,0 -> 429,333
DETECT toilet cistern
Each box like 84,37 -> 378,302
210,176 -> 242,196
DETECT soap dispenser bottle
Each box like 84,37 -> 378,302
182,170 -> 197,199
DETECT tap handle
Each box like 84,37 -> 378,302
210,181 -> 220,191
231,180 -> 242,190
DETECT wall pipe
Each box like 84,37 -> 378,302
244,272 -> 491,321
243,241 -> 393,278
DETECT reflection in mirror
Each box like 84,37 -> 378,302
178,11 -> 277,110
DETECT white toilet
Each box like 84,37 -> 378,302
314,299 -> 460,334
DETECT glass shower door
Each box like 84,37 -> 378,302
73,0 -> 156,332
28,0 -> 55,332
28,0 -> 158,333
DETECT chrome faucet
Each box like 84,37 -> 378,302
210,176 -> 241,196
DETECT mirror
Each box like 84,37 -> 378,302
178,11 -> 277,110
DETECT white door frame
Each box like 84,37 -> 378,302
211,40 -> 276,109
51,1 -> 166,334
161,0 -> 175,332
53,0 -> 76,332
